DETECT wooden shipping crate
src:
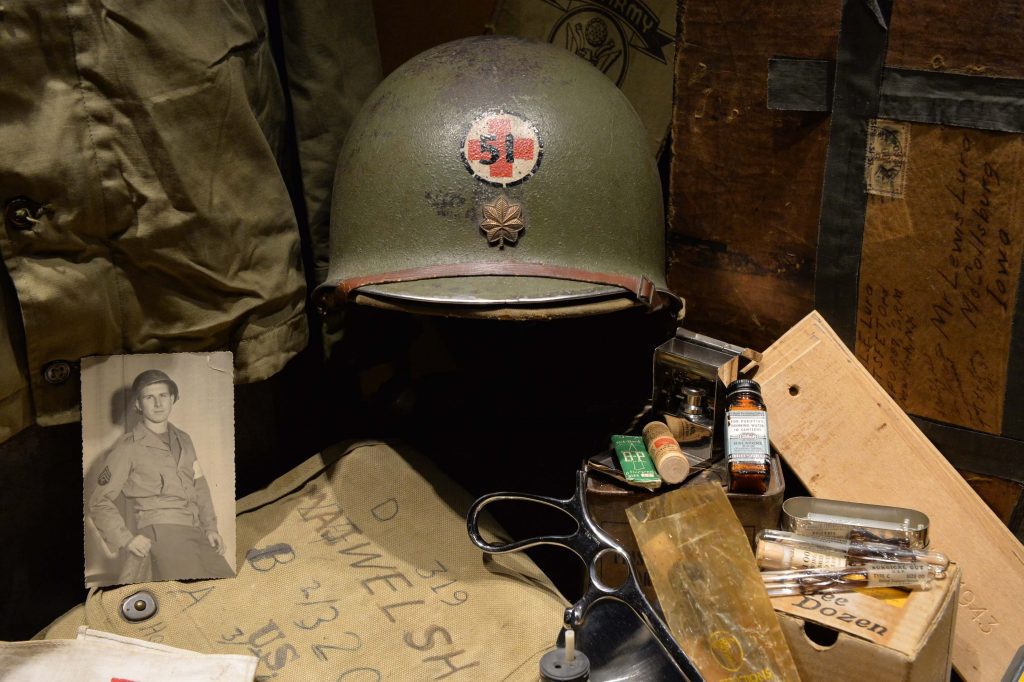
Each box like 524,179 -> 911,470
669,0 -> 1024,532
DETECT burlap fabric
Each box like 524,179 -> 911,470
42,441 -> 566,680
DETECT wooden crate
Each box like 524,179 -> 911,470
669,0 -> 1024,533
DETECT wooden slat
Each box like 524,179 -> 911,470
668,1 -> 839,350
758,311 -> 1024,682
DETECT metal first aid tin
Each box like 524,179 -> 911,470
782,497 -> 930,549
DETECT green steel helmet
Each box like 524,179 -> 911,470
131,369 -> 179,402
315,35 -> 680,319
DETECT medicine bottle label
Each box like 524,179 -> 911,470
725,411 -> 769,464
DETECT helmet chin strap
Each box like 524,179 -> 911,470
315,261 -> 681,313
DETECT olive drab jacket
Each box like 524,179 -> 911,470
0,0 -> 382,444
89,421 -> 217,552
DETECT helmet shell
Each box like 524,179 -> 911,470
131,369 -> 179,401
317,36 -> 672,318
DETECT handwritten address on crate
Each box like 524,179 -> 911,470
857,126 -> 1023,434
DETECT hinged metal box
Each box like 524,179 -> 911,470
652,329 -> 761,463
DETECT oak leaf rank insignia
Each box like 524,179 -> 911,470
480,195 -> 525,248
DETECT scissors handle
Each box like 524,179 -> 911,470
466,471 -> 705,681
466,490 -> 578,554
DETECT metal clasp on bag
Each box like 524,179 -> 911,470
120,590 -> 158,622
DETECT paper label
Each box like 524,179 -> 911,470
866,120 -> 909,198
772,564 -> 959,652
725,411 -> 769,463
611,435 -> 661,484
863,563 -> 932,588
794,548 -> 847,570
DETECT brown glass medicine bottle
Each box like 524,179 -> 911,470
724,378 -> 771,494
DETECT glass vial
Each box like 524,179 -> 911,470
725,378 -> 770,494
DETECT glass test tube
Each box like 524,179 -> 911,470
756,529 -> 949,577
761,563 -> 934,597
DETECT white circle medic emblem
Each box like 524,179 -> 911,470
461,111 -> 542,187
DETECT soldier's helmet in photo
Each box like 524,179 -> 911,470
131,369 -> 179,402
315,35 -> 680,320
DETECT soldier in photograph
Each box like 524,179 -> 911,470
89,369 -> 233,581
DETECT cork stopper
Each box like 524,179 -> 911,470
756,541 -> 793,570
642,421 -> 690,484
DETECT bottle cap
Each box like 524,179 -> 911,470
539,647 -> 591,681
726,378 -> 762,399
679,386 -> 706,415
641,421 -> 671,439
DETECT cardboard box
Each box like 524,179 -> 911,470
774,564 -> 960,682
759,312 -> 1024,680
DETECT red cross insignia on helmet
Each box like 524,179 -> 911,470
462,111 -> 542,187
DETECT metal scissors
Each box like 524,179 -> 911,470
466,468 -> 704,681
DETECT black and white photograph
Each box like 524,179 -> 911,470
81,352 -> 236,587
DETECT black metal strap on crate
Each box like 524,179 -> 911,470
769,60 -> 1024,134
911,416 -> 1024,542
812,0 -> 895,348
768,0 -> 1024,442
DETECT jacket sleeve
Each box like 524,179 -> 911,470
88,442 -> 135,551
182,433 -> 218,533
277,0 -> 383,283
194,475 -> 218,534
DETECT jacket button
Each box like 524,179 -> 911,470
4,197 -> 43,230
42,361 -> 72,385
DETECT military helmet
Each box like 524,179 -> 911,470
132,369 -> 179,401
315,36 -> 679,319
